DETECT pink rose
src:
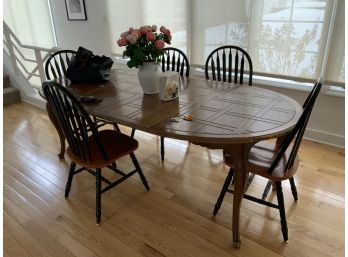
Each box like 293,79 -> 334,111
126,32 -> 139,44
132,29 -> 141,37
155,40 -> 165,49
160,26 -> 171,37
160,26 -> 166,33
151,25 -> 157,32
120,31 -> 129,38
117,37 -> 128,47
146,32 -> 156,42
140,25 -> 152,35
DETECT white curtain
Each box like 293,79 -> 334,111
191,0 -> 344,83
106,0 -> 187,55
106,0 -> 344,84
3,0 -> 56,48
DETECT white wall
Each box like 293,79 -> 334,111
256,85 -> 345,148
49,0 -> 112,55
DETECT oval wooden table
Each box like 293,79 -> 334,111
59,69 -> 303,248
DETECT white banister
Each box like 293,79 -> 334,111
4,26 -> 18,75
3,21 -> 59,89
34,49 -> 46,84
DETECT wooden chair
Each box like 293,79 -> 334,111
161,47 -> 190,77
205,45 -> 253,182
213,79 -> 323,241
205,45 -> 253,85
42,81 -> 149,224
44,49 -> 120,159
131,47 -> 190,161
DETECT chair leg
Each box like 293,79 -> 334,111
96,168 -> 102,225
65,162 -> 76,198
213,168 -> 234,216
130,152 -> 149,191
289,177 -> 298,201
131,129 -> 136,138
160,136 -> 165,161
275,181 -> 288,242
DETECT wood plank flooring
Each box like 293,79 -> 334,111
3,102 -> 345,257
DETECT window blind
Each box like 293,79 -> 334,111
3,0 -> 55,48
106,0 -> 187,55
106,0 -> 344,86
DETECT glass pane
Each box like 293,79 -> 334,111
226,23 -> 248,47
4,0 -> 55,47
107,0 -> 187,55
292,7 -> 326,21
258,49 -> 317,78
262,2 -> 291,21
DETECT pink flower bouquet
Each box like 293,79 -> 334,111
117,25 -> 172,68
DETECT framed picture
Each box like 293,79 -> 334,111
65,0 -> 87,21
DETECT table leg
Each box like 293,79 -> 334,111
227,144 -> 252,248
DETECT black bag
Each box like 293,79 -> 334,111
66,46 -> 114,82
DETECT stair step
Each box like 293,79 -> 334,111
4,87 -> 21,105
3,74 -> 11,88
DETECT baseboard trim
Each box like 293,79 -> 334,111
21,94 -> 46,110
304,128 -> 344,148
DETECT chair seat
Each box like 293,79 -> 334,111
67,130 -> 138,168
224,141 -> 299,181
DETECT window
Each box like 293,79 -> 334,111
106,0 -> 344,86
3,0 -> 56,48
106,0 -> 187,55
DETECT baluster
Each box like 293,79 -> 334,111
222,50 -> 226,82
234,51 -> 239,84
216,52 -> 221,81
228,49 -> 232,83
4,29 -> 18,75
34,49 -> 45,84
211,59 -> 216,81
240,55 -> 245,84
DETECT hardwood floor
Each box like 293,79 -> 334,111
3,102 -> 345,257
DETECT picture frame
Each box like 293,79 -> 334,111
65,0 -> 87,21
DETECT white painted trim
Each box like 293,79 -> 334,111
21,94 -> 46,110
304,128 -> 344,149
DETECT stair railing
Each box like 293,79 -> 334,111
3,21 -> 59,88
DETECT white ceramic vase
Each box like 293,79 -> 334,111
138,62 -> 161,94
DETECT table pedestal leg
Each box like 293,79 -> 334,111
227,144 -> 252,248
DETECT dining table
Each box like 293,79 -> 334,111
56,68 -> 302,248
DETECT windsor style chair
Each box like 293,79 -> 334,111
213,79 -> 323,241
131,47 -> 190,161
44,50 -> 120,159
205,45 -> 253,85
42,81 -> 149,224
